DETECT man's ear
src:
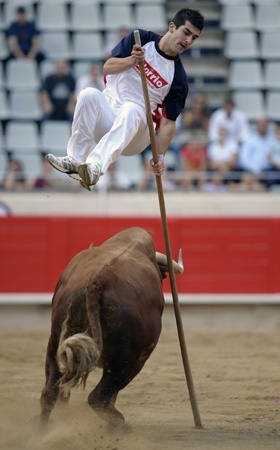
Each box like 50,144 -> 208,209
169,21 -> 176,32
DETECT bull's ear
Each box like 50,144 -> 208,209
157,264 -> 168,280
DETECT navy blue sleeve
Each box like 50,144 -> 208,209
30,20 -> 41,36
163,60 -> 189,121
7,22 -> 17,37
111,29 -> 159,58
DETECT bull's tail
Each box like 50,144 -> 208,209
56,281 -> 103,392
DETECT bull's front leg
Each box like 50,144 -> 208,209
40,354 -> 61,424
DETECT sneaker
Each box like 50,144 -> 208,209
79,178 -> 93,191
45,154 -> 78,180
78,161 -> 102,191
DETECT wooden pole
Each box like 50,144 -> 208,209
134,30 -> 203,428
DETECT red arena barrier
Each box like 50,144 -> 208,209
1,216 -> 280,294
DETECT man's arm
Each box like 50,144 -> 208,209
40,90 -> 53,115
103,44 -> 144,75
156,117 -> 176,155
8,36 -> 25,58
150,118 -> 176,176
27,35 -> 41,59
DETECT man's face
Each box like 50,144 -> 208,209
168,21 -> 201,55
257,119 -> 268,136
17,12 -> 27,24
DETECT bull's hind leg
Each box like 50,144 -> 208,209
40,353 -> 61,424
88,360 -> 147,426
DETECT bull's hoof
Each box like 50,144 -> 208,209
58,389 -> 71,404
107,421 -> 133,434
89,402 -> 126,427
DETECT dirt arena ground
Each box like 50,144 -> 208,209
0,304 -> 279,450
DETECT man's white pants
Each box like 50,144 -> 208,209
67,88 -> 151,174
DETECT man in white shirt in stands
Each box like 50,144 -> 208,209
208,96 -> 250,147
75,64 -> 105,97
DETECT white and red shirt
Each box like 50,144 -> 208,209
103,29 -> 189,129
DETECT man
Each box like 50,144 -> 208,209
7,6 -> 45,63
238,117 -> 275,190
208,96 -> 250,147
40,59 -> 76,121
75,64 -> 105,97
46,8 -> 204,191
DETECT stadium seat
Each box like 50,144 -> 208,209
103,5 -> 134,31
0,64 -> 5,90
0,151 -> 8,183
217,0 -> 250,4
233,91 -> 265,121
255,5 -> 280,31
252,0 -> 279,3
264,61 -> 280,89
5,122 -> 42,183
37,3 -> 68,31
36,0 -> 69,3
6,121 -> 40,154
72,33 -> 104,61
229,61 -> 264,90
39,59 -> 55,81
0,10 -> 4,31
0,91 -> 11,121
0,32 -> 8,59
69,4 -> 101,32
0,125 -> 5,152
41,32 -> 72,60
221,5 -> 254,30
6,59 -> 40,91
10,91 -> 42,120
117,154 -> 143,186
135,5 -> 167,31
260,32 -> 280,59
40,121 -> 71,156
224,31 -> 259,59
72,61 -> 92,78
135,0 -> 166,3
266,92 -> 280,121
68,0 -> 100,3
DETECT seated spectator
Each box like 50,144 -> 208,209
266,121 -> 280,188
33,157 -> 53,190
40,59 -> 76,122
180,135 -> 207,190
181,91 -> 210,136
207,126 -> 239,188
238,117 -> 275,191
2,158 -> 30,191
201,173 -> 228,193
75,64 -> 105,97
208,96 -> 250,147
6,6 -> 45,63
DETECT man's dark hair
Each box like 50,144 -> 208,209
172,8 -> 204,31
16,6 -> 26,14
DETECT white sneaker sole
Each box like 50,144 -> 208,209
78,164 -> 101,191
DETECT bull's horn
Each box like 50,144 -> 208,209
155,250 -> 184,274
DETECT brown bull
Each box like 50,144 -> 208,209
40,227 -> 183,426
